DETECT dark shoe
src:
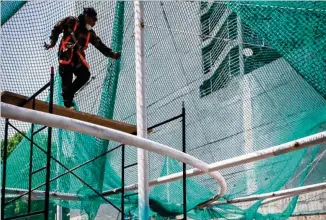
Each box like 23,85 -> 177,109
63,100 -> 75,109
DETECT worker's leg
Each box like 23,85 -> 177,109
58,64 -> 74,107
70,65 -> 90,97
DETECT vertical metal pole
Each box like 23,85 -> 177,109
28,99 -> 36,213
121,144 -> 125,220
237,16 -> 255,194
182,102 -> 187,219
56,128 -> 63,220
134,1 -> 149,219
1,119 -> 9,220
56,205 -> 62,220
56,110 -> 63,220
44,67 -> 54,220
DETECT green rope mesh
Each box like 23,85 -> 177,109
226,1 -> 326,98
149,158 -> 214,218
1,1 -> 326,219
1,1 -> 26,25
2,1 -> 125,219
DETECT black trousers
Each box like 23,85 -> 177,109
59,64 -> 90,102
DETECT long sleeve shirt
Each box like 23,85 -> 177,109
49,16 -> 114,65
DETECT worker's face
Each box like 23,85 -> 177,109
85,15 -> 97,27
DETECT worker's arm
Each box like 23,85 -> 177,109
44,17 -> 74,49
90,31 -> 120,59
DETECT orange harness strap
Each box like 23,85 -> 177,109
59,21 -> 90,70
59,21 -> 78,65
78,32 -> 91,69
84,32 -> 91,50
76,51 -> 90,69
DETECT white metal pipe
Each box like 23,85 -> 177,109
237,14 -> 256,195
5,188 -> 79,201
134,0 -> 149,219
260,186 -> 326,206
57,119 -> 63,220
56,205 -> 63,220
237,16 -> 244,77
260,194 -> 293,206
210,182 -> 326,206
103,131 -> 326,196
0,103 -> 227,202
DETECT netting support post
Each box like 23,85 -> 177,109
56,206 -> 62,220
237,14 -> 255,194
1,118 -> 9,220
182,102 -> 187,219
121,144 -> 125,220
134,1 -> 149,219
56,109 -> 63,220
27,99 -> 36,213
44,67 -> 54,220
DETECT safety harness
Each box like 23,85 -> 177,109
59,20 -> 90,69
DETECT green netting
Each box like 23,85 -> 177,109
227,1 -> 326,98
1,1 -> 26,25
1,1 -> 326,219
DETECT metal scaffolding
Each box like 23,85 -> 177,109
1,69 -> 188,219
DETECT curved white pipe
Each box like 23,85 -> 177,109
1,103 -> 227,202
210,182 -> 326,206
103,131 -> 326,197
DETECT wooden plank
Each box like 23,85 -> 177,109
1,91 -> 138,134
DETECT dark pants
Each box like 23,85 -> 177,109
59,64 -> 90,106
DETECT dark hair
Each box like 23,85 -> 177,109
78,13 -> 86,26
83,7 -> 97,21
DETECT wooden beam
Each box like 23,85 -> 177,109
1,91 -> 138,134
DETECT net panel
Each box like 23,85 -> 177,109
1,1 -> 326,219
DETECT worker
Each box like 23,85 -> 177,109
44,7 -> 120,109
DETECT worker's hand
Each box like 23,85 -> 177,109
44,42 -> 55,50
111,52 -> 121,60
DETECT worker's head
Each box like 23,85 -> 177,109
83,7 -> 97,30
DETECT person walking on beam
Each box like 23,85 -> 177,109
44,7 -> 120,109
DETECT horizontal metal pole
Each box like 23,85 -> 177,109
260,194 -> 293,206
18,82 -> 50,107
103,131 -> 326,196
124,163 -> 137,169
32,126 -> 47,135
31,166 -> 46,175
4,188 -> 79,201
1,103 -> 227,204
210,182 -> 326,206
124,192 -> 138,198
147,114 -> 183,131
4,210 -> 44,220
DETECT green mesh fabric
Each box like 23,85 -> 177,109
1,1 -> 326,219
1,1 -> 123,218
149,158 -> 214,218
1,1 -> 26,25
227,1 -> 326,98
